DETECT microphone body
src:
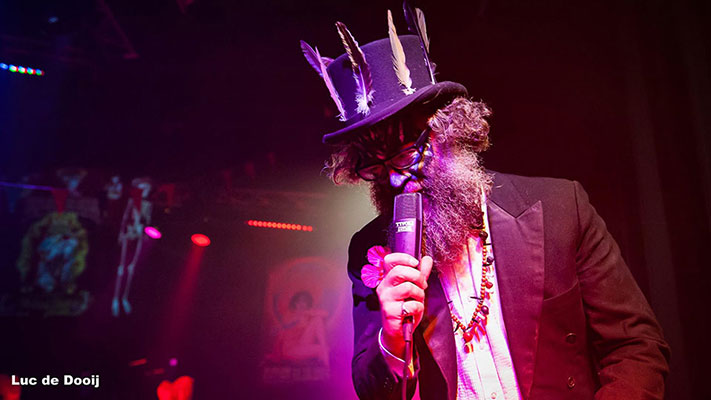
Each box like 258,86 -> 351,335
390,192 -> 423,389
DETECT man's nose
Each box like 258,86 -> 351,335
389,168 -> 411,188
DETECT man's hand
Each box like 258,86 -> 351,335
376,253 -> 433,359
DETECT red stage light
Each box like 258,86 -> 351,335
144,226 -> 162,239
245,220 -> 314,232
191,233 -> 211,247
128,358 -> 148,367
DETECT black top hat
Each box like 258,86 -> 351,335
301,8 -> 468,144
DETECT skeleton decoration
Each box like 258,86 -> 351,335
112,177 -> 152,317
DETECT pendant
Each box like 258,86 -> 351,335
463,330 -> 474,343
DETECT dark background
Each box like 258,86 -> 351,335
1,0 -> 709,399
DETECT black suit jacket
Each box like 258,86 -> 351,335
347,172 -> 670,400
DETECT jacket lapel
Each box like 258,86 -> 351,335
487,173 -> 545,400
421,272 -> 457,400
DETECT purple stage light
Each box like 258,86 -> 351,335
145,226 -> 162,239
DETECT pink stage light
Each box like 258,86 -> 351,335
144,226 -> 162,239
246,219 -> 314,232
191,233 -> 211,247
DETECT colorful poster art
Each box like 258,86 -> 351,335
0,212 -> 90,316
260,257 -> 350,385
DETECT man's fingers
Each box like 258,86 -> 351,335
383,252 -> 419,272
386,265 -> 427,290
382,300 -> 425,321
388,281 -> 425,302
401,300 -> 424,317
419,255 -> 434,282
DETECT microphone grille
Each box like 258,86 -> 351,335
394,193 -> 422,220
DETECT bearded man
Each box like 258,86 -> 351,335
301,7 -> 669,400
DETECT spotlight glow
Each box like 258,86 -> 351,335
246,220 -> 314,232
191,233 -> 211,247
144,226 -> 162,239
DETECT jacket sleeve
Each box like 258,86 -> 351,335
347,224 -> 418,400
573,181 -> 671,399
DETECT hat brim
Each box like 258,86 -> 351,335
322,81 -> 468,144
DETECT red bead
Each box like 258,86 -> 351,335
485,281 -> 494,289
481,305 -> 489,315
463,330 -> 474,342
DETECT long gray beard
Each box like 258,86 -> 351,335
421,152 -> 492,268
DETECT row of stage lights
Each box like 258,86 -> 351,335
246,220 -> 314,231
0,63 -> 45,76
142,219 -> 313,246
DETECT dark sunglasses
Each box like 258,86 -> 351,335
355,128 -> 431,181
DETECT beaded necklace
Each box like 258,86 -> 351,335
446,221 -> 494,343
